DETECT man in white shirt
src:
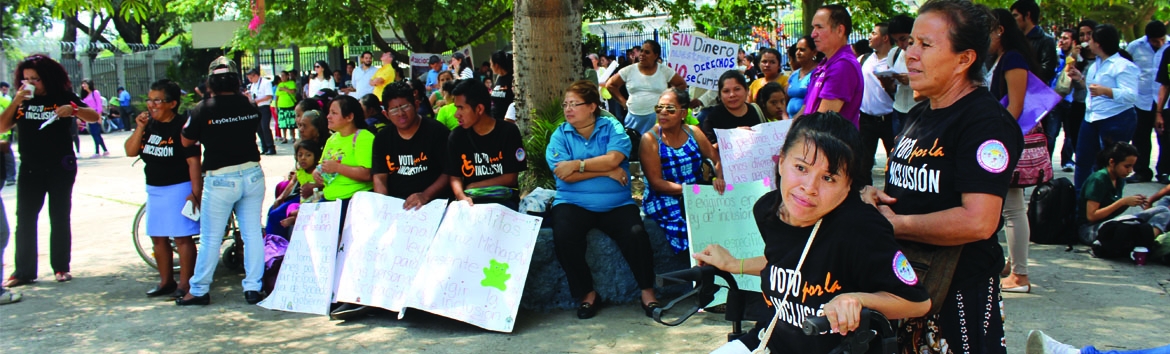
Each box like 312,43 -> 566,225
887,15 -> 917,136
859,22 -> 897,184
246,68 -> 277,155
1124,21 -> 1168,183
351,51 -> 379,98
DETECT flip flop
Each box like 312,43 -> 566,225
2,276 -> 34,288
1002,284 -> 1031,293
54,272 -> 73,282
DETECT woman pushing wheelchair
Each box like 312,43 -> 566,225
693,112 -> 930,353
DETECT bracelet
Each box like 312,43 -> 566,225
578,160 -> 586,173
739,258 -> 744,275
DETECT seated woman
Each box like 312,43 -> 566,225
700,70 -> 766,149
310,96 -> 374,210
1079,142 -> 1151,243
755,82 -> 787,122
548,80 -> 660,320
694,112 -> 930,353
641,87 -> 725,253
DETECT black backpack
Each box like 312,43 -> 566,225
1091,217 -> 1156,259
1027,177 -> 1078,247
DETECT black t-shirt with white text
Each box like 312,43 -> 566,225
701,104 -> 763,144
884,87 -> 1023,290
140,119 -> 199,186
740,190 -> 929,353
373,117 -> 451,200
14,92 -> 87,167
444,120 -> 527,187
491,74 -> 515,122
182,94 -> 262,171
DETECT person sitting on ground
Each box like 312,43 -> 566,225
360,94 -> 389,132
695,112 -> 930,353
444,79 -> 526,210
1027,330 -> 1170,354
548,80 -> 661,320
1079,142 -> 1148,243
642,87 -> 725,253
701,70 -> 767,149
372,82 -> 452,206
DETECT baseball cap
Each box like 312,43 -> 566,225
428,55 -> 442,65
208,56 -> 238,75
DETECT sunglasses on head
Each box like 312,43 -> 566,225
654,104 -> 679,114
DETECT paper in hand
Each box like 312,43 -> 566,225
181,200 -> 200,221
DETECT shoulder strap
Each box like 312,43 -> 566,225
749,103 -> 767,123
753,219 -> 823,353
859,53 -> 872,66
890,47 -> 902,64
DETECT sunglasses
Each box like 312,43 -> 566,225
654,104 -> 679,114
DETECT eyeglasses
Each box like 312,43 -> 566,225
562,101 -> 588,109
654,104 -> 679,114
314,65 -> 321,68
23,78 -> 41,83
386,103 -> 413,115
145,99 -> 172,105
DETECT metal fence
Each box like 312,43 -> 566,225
238,43 -> 410,80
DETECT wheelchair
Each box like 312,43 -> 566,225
651,265 -> 899,354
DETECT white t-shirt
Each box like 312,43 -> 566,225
351,65 -> 378,97
307,77 -> 336,97
619,63 -> 675,115
860,52 -> 894,116
249,78 -> 274,107
890,48 -> 917,114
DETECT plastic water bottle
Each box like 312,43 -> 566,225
311,187 -> 323,202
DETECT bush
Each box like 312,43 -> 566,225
520,101 -> 565,195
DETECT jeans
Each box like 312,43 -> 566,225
109,117 -> 124,131
1074,108 -> 1137,190
257,107 -> 275,153
1,187 -> 9,292
1133,107 -> 1157,179
623,112 -> 657,135
3,147 -> 15,182
860,112 -> 895,185
1060,101 -> 1084,166
87,122 -> 107,154
1133,198 -> 1170,233
552,203 -> 656,299
120,106 -> 135,130
188,165 -> 266,296
11,158 -> 78,280
1044,107 -> 1063,157
1083,344 -> 1170,354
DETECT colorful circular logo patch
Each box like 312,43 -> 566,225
976,140 -> 1009,173
515,148 -> 526,162
892,251 -> 918,286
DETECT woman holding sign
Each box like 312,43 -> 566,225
694,112 -> 930,353
641,87 -> 725,253
548,80 -> 660,320
605,40 -> 687,134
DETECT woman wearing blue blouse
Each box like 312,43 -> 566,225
547,80 -> 660,320
787,35 -> 821,120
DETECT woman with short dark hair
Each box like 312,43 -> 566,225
0,54 -> 102,287
1068,24 -> 1141,189
605,40 -> 688,134
489,50 -> 515,122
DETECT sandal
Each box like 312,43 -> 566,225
55,272 -> 73,282
0,290 -> 21,305
3,276 -> 34,288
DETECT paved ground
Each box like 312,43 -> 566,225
0,130 -> 1167,353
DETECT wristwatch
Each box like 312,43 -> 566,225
578,160 -> 586,173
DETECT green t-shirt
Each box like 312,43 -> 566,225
275,81 -> 297,109
320,129 -> 375,200
436,104 -> 459,130
1080,168 -> 1125,224
0,95 -> 11,112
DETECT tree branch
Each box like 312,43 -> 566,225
64,16 -> 115,45
454,10 -> 513,49
157,32 -> 179,46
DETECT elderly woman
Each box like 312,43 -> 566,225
606,40 -> 687,134
1068,24 -> 1140,189
548,80 -> 660,320
125,79 -> 201,298
641,88 -> 725,253
696,112 -> 930,353
863,1 -> 1023,352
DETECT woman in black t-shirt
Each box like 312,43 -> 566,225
489,50 -> 515,122
125,80 -> 202,298
0,55 -> 102,286
700,70 -> 765,147
694,112 -> 929,353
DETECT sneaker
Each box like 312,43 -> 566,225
1026,330 -> 1080,354
0,290 -> 21,305
89,154 -> 101,159
1158,174 -> 1170,184
329,303 -> 372,321
102,151 -> 109,156
1061,163 -> 1074,173
5,180 -> 14,186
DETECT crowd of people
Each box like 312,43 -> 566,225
0,0 -> 1169,352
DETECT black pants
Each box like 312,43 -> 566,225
552,203 -> 655,300
257,107 -> 275,153
12,158 -> 78,280
1061,102 -> 1085,166
859,112 -> 895,185
1133,107 -> 1159,179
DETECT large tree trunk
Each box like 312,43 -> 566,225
512,0 -> 583,133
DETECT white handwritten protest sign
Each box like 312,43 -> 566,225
258,201 -> 342,315
402,201 -> 543,333
410,53 -> 436,80
333,192 -> 447,312
684,180 -> 770,305
666,32 -> 739,90
715,120 -> 793,187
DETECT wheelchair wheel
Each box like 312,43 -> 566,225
132,204 -> 193,272
222,239 -> 242,270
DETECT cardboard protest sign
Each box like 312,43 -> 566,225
684,180 -> 771,305
401,201 -> 543,333
714,120 -> 793,187
333,192 -> 447,312
258,201 -> 343,315
666,32 -> 740,90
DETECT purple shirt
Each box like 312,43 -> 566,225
803,45 -> 864,128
